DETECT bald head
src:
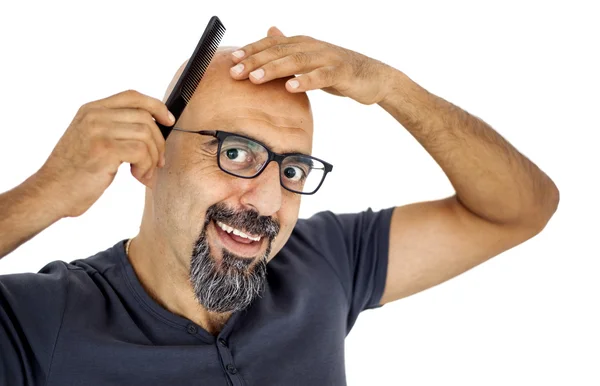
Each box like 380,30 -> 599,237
163,46 -> 240,102
163,47 -> 313,146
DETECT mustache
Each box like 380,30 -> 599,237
205,202 -> 280,241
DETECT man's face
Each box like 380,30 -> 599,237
150,50 -> 314,314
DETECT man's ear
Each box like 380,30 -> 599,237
267,26 -> 285,37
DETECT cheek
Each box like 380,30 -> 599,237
270,193 -> 301,252
184,170 -> 237,225
154,158 -> 232,236
281,191 -> 302,219
179,150 -> 232,203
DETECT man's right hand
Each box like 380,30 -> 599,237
35,89 -> 175,218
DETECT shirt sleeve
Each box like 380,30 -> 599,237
0,260 -> 70,386
301,206 -> 395,332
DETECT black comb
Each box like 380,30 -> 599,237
158,16 -> 225,139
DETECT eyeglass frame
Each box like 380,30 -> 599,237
171,128 -> 333,195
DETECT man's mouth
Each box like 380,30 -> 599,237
211,220 -> 264,257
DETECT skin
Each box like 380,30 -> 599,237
127,46 -> 314,333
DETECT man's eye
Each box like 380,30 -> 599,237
283,165 -> 307,182
223,148 -> 250,163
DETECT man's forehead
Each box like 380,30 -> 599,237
198,106 -> 308,131
182,97 -> 313,150
188,109 -> 312,154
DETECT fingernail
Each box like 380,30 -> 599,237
231,63 -> 244,75
232,50 -> 245,59
168,111 -> 176,123
250,68 -> 265,80
288,80 -> 299,89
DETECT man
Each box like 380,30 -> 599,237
0,26 -> 559,385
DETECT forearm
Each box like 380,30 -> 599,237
0,173 -> 64,260
378,69 -> 559,227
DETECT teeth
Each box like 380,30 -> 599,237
216,221 -> 261,242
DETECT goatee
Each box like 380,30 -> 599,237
189,203 -> 280,313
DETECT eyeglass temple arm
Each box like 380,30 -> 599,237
171,128 -> 217,137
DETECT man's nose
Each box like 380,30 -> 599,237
239,161 -> 283,217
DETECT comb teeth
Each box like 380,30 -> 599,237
158,16 -> 226,140
181,21 -> 226,103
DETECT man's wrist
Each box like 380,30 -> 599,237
377,68 -> 431,121
22,170 -> 69,222
378,68 -> 411,107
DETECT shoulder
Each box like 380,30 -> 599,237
0,260 -> 76,361
0,239 -> 126,306
291,207 -> 396,246
282,206 -> 395,278
0,260 -> 77,299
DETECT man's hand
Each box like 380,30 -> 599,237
229,27 -> 395,105
37,90 -> 174,218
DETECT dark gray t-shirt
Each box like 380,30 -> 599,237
0,207 -> 394,386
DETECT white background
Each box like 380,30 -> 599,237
1,0 -> 598,384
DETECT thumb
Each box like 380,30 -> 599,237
267,26 -> 285,37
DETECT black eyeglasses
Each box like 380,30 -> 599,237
172,128 -> 333,195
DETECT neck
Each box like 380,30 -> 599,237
127,233 -> 232,335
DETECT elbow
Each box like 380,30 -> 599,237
543,178 -> 560,218
526,183 -> 560,234
546,184 -> 560,220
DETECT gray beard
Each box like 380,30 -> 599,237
188,204 -> 278,314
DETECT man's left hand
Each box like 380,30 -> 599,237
229,26 -> 396,105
